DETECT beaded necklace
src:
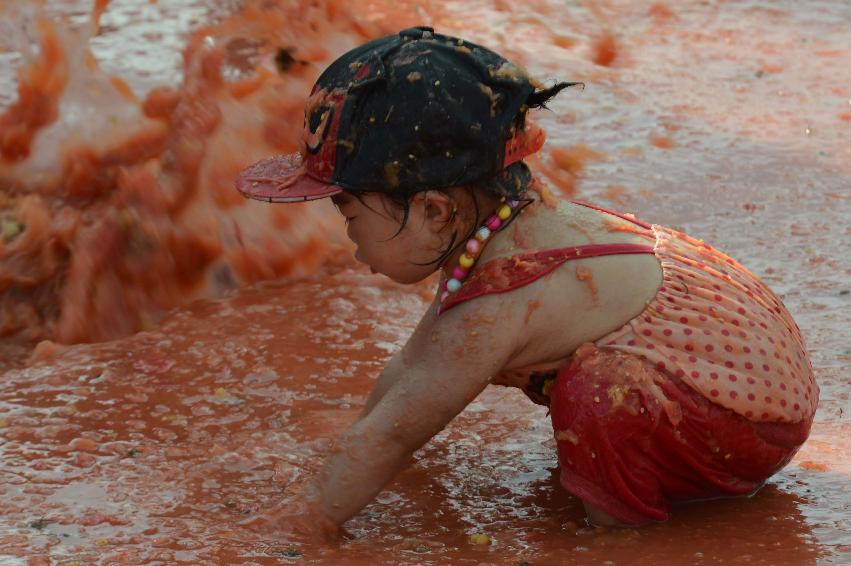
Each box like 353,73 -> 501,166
439,197 -> 521,304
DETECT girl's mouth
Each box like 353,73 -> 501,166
354,250 -> 376,273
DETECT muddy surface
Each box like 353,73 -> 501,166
1,0 -> 849,564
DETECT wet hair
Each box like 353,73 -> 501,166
526,81 -> 583,110
353,81 -> 579,267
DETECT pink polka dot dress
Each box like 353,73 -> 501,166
442,200 -> 817,424
597,224 -> 817,423
440,200 -> 818,523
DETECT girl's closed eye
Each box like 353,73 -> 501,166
331,195 -> 354,222
330,194 -> 345,212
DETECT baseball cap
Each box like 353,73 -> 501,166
235,26 -> 549,203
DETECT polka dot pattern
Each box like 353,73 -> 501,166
597,226 -> 818,423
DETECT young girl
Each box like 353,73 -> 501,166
235,27 -> 817,535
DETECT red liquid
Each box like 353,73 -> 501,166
1,1 -> 849,563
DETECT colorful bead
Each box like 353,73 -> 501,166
452,266 -> 468,280
441,198 -> 520,304
485,215 -> 502,231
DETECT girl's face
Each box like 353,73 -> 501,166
330,191 -> 455,284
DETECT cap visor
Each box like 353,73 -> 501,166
235,154 -> 342,203
503,120 -> 546,168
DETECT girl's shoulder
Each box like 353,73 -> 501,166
486,199 -> 655,256
441,199 -> 659,312
435,198 -> 663,370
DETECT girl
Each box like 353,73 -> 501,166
235,27 -> 817,534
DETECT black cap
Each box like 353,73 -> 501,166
236,27 -> 546,202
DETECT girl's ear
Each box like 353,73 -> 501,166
419,191 -> 457,229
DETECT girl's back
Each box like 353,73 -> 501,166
461,198 -> 663,385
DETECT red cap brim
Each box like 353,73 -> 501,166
235,154 -> 342,203
503,120 -> 546,168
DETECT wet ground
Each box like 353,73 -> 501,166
1,0 -> 849,564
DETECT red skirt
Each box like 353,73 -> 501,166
550,344 -> 813,525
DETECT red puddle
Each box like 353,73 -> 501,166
1,0 -> 850,564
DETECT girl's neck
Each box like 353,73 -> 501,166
437,192 -> 528,286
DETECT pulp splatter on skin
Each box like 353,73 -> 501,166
604,217 -> 655,239
530,178 -> 559,208
523,299 -> 540,325
511,223 -> 529,248
575,265 -> 599,305
461,311 -> 497,328
567,221 -> 595,243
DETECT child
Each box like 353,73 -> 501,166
234,27 -> 817,534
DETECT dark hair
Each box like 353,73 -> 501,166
355,81 -> 579,267
527,81 -> 583,110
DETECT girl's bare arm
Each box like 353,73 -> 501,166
358,295 -> 442,418
309,294 -> 528,526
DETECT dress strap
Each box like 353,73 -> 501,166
439,242 -> 656,314
571,200 -> 653,229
